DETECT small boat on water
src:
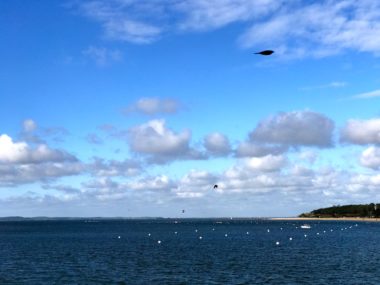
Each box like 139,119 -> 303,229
301,224 -> 311,229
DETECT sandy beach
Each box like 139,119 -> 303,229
270,217 -> 380,222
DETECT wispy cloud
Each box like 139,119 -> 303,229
300,81 -> 347,91
350,89 -> 380,99
82,46 -> 122,66
79,1 -> 163,44
74,1 -> 380,58
239,2 -> 380,58
124,97 -> 181,115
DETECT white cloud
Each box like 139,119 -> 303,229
75,1 -> 380,58
104,19 -> 162,44
128,119 -> 205,163
239,1 -> 380,58
235,141 -> 287,157
0,134 -> 81,187
0,162 -> 84,187
341,118 -> 380,144
250,111 -> 334,147
351,89 -> 380,99
204,132 -> 231,156
80,1 -> 163,44
89,157 -> 141,177
300,81 -> 347,91
245,154 -> 287,172
83,46 -> 122,66
174,169 -> 217,198
125,97 -> 180,115
128,119 -> 190,154
360,146 -> 380,170
177,0 -> 282,31
23,119 -> 37,132
128,175 -> 174,191
0,134 -> 76,164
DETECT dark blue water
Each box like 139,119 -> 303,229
0,219 -> 379,284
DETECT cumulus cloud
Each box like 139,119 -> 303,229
174,169 -> 218,198
249,111 -> 334,148
127,175 -> 174,191
0,134 -> 76,164
203,132 -> 231,156
0,134 -> 82,187
0,162 -> 84,187
128,119 -> 205,163
89,157 -> 142,177
20,119 -> 69,144
235,141 -> 287,157
42,184 -> 81,194
341,118 -> 380,145
245,154 -> 287,172
79,175 -> 175,202
125,97 -> 180,115
360,146 -> 380,170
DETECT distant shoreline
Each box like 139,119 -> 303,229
270,217 -> 380,222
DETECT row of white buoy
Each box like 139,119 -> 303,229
117,223 -> 360,245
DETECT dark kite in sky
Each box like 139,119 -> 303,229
254,50 -> 274,56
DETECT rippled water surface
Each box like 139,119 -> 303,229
1,219 -> 380,284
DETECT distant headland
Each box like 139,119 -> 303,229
299,203 -> 380,219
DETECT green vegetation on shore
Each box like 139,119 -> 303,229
300,203 -> 380,218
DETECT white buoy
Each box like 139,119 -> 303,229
317,232 -> 320,235
148,233 -> 151,237
195,229 -> 198,233
267,229 -> 270,233
212,228 -> 215,231
174,232 -> 177,234
157,240 -> 161,244
199,236 -> 203,240
289,237 -> 293,241
323,230 -> 326,233
276,241 -> 280,245
304,234 -> 307,237
331,229 -> 333,232
246,232 -> 249,235
225,234 -> 228,237
118,236 -> 121,239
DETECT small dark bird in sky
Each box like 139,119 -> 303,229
255,50 -> 274,56
213,184 -> 218,189
182,209 -> 185,213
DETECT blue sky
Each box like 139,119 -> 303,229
2,0 -> 380,217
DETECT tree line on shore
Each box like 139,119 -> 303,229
299,203 -> 380,218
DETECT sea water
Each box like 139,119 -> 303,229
0,219 -> 379,284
